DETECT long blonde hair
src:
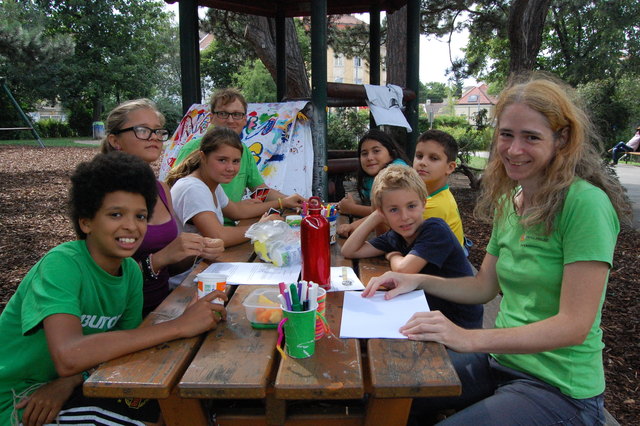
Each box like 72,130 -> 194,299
100,99 -> 165,153
475,74 -> 631,232
165,127 -> 243,187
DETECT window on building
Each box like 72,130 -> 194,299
468,95 -> 479,102
354,57 -> 361,67
335,77 -> 344,83
355,78 -> 363,84
334,54 -> 344,67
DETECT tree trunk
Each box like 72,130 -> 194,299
386,5 -> 407,87
384,5 -> 409,153
507,0 -> 553,74
244,16 -> 310,99
92,97 -> 103,122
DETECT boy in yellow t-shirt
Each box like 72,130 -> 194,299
413,130 -> 465,247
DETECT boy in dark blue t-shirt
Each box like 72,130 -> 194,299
341,165 -> 483,328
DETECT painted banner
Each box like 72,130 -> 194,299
158,101 -> 313,198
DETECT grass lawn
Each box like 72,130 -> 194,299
467,155 -> 488,169
0,137 -> 99,148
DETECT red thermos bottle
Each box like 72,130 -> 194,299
301,196 -> 331,290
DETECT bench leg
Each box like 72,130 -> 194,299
265,390 -> 286,426
159,388 -> 208,426
364,397 -> 412,426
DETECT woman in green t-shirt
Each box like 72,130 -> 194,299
363,74 -> 631,425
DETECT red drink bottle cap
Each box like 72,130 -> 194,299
308,196 -> 322,212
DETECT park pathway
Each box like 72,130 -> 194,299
614,164 -> 640,232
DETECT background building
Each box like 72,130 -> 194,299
327,15 -> 386,85
454,84 -> 496,123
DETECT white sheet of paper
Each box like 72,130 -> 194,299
340,290 -> 430,339
199,262 -> 301,285
329,266 -> 365,291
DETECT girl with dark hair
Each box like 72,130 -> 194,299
337,129 -> 410,237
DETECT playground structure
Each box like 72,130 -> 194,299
0,78 -> 45,147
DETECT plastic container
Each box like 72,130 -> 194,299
196,272 -> 226,305
242,288 -> 283,329
92,121 -> 105,139
301,196 -> 331,290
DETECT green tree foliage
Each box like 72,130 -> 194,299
0,0 -> 74,137
327,108 -> 369,150
232,59 -> 277,103
36,0 -> 175,124
421,81 -> 447,103
200,40 -> 246,92
541,0 -> 639,86
0,0 -> 74,105
325,16 -> 370,63
577,77 -> 640,147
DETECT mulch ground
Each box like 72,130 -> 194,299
0,146 -> 637,423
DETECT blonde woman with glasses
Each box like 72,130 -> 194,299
102,99 -> 224,316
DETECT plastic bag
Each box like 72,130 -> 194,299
245,221 -> 301,267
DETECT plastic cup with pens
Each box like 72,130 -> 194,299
276,281 -> 323,358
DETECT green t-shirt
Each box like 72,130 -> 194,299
0,240 -> 143,424
174,135 -> 265,225
487,179 -> 619,399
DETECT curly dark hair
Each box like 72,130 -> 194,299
355,129 -> 410,204
69,152 -> 158,239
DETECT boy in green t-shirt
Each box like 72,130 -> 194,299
0,152 -> 227,425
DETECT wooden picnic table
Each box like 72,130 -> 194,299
84,215 -> 461,425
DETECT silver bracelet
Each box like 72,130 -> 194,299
144,254 -> 159,280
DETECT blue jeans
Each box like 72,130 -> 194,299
409,351 -> 605,425
611,141 -> 634,164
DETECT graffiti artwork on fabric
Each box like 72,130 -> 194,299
158,101 -> 312,198
158,104 -> 211,180
242,101 -> 312,198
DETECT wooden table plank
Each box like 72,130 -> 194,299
357,255 -> 389,287
83,264 -> 207,399
179,285 -> 278,399
367,339 -> 461,398
274,291 -> 364,400
83,242 -> 256,400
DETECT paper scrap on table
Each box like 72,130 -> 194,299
340,290 -> 429,339
328,266 -> 365,291
199,262 -> 301,285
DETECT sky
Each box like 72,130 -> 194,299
164,5 -> 477,87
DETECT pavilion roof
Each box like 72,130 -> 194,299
165,0 -> 407,17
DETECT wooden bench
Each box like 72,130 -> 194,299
607,147 -> 640,163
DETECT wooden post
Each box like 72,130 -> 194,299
311,0 -> 328,200
369,4 -> 381,129
406,0 -> 420,158
178,0 -> 201,114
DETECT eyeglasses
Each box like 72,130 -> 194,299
213,111 -> 246,120
112,126 -> 170,142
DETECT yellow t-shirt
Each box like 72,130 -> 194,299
422,185 -> 464,247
